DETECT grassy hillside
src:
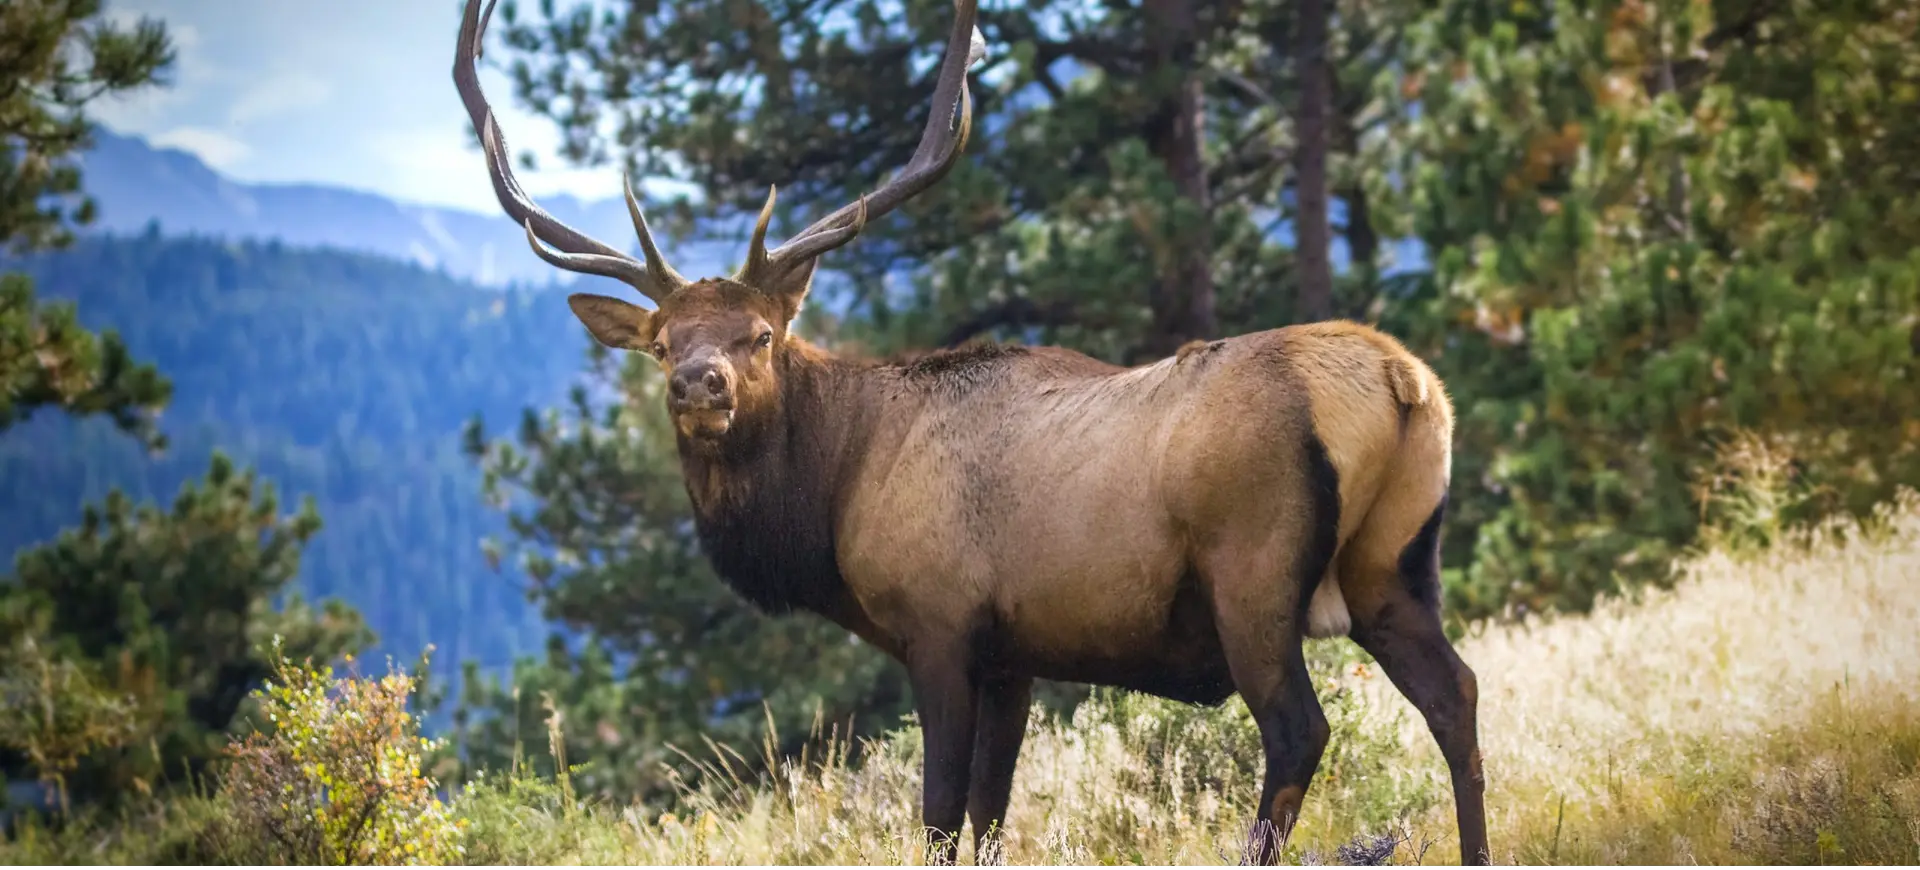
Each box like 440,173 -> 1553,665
9,490 -> 1917,864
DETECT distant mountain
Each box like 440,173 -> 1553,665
2,234 -> 586,684
75,127 -> 735,287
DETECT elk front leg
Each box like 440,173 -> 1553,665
910,640 -> 981,865
1227,634 -> 1327,865
967,675 -> 1032,863
1204,543 -> 1332,865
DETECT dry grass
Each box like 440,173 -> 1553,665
1373,486 -> 1920,865
449,490 -> 1920,865
7,492 -> 1918,865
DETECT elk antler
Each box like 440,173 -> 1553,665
453,0 -> 687,305
735,0 -> 983,287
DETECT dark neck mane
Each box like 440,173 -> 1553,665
677,338 -> 1035,615
677,341 -> 873,615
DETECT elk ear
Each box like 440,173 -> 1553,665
767,261 -> 818,327
567,293 -> 654,350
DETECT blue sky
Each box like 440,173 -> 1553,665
95,0 -> 620,214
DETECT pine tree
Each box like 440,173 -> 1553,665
1,0 -> 174,447
484,0 -> 1408,358
4,455 -> 371,802
1371,0 -> 1920,615
1,274 -> 170,450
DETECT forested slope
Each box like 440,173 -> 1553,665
0,230 -> 591,677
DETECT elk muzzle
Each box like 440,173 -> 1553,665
669,358 -> 736,439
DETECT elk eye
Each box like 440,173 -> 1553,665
649,342 -> 667,359
755,330 -> 773,349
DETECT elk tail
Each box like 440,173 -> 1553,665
1385,354 -> 1432,409
1381,353 -> 1431,442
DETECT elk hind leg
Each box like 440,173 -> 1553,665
1343,493 -> 1489,865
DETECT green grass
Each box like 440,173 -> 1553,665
6,491 -> 1920,864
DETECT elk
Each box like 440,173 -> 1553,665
454,0 -> 1487,863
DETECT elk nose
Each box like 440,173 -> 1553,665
669,363 -> 734,409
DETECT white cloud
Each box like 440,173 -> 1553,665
364,121 -> 626,214
229,71 -> 332,124
150,126 -> 253,170
90,0 -> 690,213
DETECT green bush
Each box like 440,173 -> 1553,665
0,633 -> 142,813
207,640 -> 463,865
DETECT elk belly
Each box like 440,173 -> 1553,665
1304,571 -> 1351,639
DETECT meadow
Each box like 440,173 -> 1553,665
7,490 -> 1917,865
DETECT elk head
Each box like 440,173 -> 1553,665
454,0 -> 981,447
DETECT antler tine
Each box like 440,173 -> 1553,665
454,0 -> 684,303
745,0 -> 981,277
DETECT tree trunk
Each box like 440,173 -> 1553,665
1333,62 -> 1379,319
1341,181 -> 1378,317
1293,0 -> 1334,323
1137,0 -> 1217,363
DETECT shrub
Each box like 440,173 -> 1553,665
1689,429 -> 1829,558
208,639 -> 463,865
0,633 -> 143,813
